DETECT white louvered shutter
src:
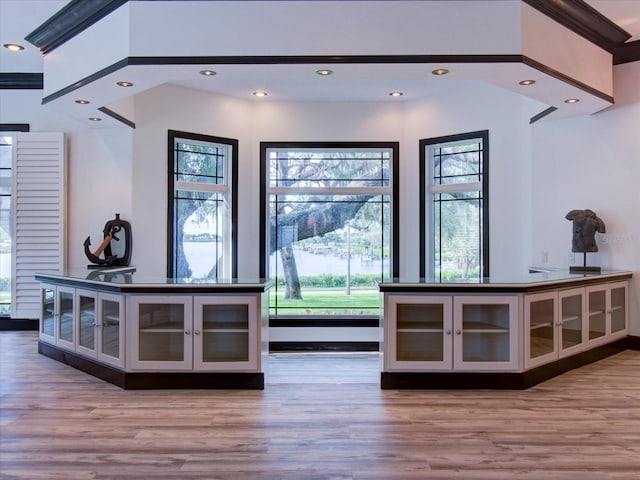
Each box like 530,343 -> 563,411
12,132 -> 66,319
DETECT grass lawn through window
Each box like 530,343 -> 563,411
270,288 -> 380,315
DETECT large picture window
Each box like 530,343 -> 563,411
261,142 -> 398,318
168,131 -> 237,279
420,131 -> 489,280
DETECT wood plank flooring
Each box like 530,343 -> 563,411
1,331 -> 640,479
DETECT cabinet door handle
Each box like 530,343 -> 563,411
445,329 -> 452,335
184,330 -> 191,335
455,330 -> 462,335
194,330 -> 201,335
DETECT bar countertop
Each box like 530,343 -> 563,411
377,269 -> 633,294
35,268 -> 273,294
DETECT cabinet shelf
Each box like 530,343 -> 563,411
397,328 -> 443,333
561,315 -> 580,323
589,309 -> 605,317
204,329 -> 248,333
463,328 -> 509,334
530,321 -> 553,330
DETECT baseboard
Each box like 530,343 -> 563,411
0,318 -> 38,331
381,338 -> 629,390
627,335 -> 640,350
38,341 -> 264,389
270,341 -> 379,352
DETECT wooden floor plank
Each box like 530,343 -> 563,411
1,332 -> 640,479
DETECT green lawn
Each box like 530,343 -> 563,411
270,287 -> 380,315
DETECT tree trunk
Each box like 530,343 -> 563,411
280,245 -> 302,299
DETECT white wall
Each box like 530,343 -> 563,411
530,62 -> 640,334
131,84 -> 253,276
0,89 -> 133,270
403,81 -> 538,278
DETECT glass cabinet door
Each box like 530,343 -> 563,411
56,287 -> 75,349
40,285 -> 56,342
385,295 -> 452,371
454,296 -> 519,370
559,291 -> 584,355
77,291 -> 97,355
587,289 -> 607,344
99,294 -> 124,367
609,285 -> 627,335
129,296 -> 192,370
193,296 -> 258,370
525,292 -> 556,367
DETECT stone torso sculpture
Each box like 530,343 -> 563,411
565,209 -> 606,253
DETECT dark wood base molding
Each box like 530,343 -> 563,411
0,318 -> 38,331
381,338 -> 630,390
38,341 -> 264,389
270,341 -> 379,352
627,335 -> 640,350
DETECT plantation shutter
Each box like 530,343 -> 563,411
12,132 -> 66,319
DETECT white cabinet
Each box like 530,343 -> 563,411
75,290 -> 125,368
525,288 -> 586,369
39,283 -> 75,349
40,285 -> 125,368
586,281 -> 628,347
385,294 -> 520,372
128,294 -> 259,372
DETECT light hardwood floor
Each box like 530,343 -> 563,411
1,331 -> 639,480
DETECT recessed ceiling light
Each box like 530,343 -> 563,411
564,98 -> 580,104
75,99 -> 90,104
3,43 -> 24,52
432,68 -> 449,76
519,79 -> 536,86
88,117 -> 102,122
316,69 -> 333,76
252,91 -> 268,97
117,81 -> 133,87
389,91 -> 403,97
200,70 -> 217,76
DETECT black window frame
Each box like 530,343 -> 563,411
419,130 -> 489,279
167,130 -> 238,278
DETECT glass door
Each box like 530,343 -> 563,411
559,290 -> 584,356
99,293 -> 124,368
609,284 -> 627,336
385,295 -> 452,371
525,292 -> 557,368
454,296 -> 519,371
129,296 -> 192,370
193,295 -> 258,370
76,290 -> 97,357
56,286 -> 75,350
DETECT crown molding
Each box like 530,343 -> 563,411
0,73 -> 43,90
25,0 -> 126,55
614,40 -> 640,65
523,0 -> 631,53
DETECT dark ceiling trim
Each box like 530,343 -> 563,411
522,56 -> 613,103
41,54 -> 614,110
0,124 -> 30,132
0,73 -> 44,90
523,0 -> 631,54
614,40 -> 640,65
127,54 -> 524,66
98,107 -> 136,129
25,0 -> 634,64
42,54 -> 523,104
42,58 -> 128,104
529,106 -> 558,124
25,0 -> 127,55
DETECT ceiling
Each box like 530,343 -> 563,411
1,0 -> 639,126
